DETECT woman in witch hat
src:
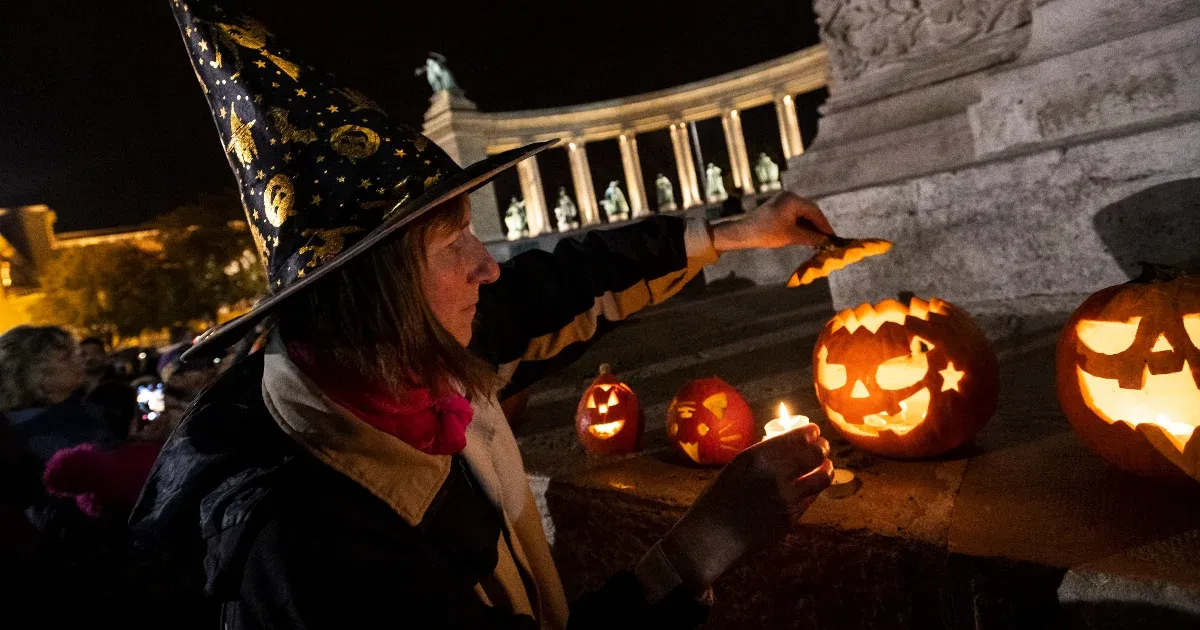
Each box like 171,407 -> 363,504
133,2 -> 836,628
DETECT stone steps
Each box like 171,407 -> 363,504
513,284 -> 1200,627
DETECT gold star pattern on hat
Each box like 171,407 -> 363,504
226,103 -> 257,167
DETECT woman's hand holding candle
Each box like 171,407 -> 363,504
763,402 -> 858,498
658,422 -> 833,596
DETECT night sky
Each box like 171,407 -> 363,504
1,1 -> 823,232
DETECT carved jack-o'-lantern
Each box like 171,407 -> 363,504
575,364 -> 643,455
813,296 -> 998,459
667,377 -> 755,465
1056,266 -> 1200,482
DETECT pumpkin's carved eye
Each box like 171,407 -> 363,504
875,335 -> 933,390
1077,317 -> 1141,355
1184,313 -> 1200,347
702,393 -> 728,420
816,346 -> 847,390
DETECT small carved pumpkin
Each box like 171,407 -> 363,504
575,364 -> 643,455
1056,265 -> 1200,482
667,377 -> 755,465
813,296 -> 998,459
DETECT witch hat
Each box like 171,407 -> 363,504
169,0 -> 554,359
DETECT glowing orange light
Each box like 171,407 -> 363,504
1077,363 -> 1200,452
587,419 -> 626,440
1077,317 -> 1141,355
939,362 -> 965,392
826,387 -> 931,438
1074,315 -> 1200,453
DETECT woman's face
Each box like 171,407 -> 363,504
41,345 -> 86,405
421,202 -> 500,346
80,342 -> 108,376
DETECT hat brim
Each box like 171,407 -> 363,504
182,139 -> 559,361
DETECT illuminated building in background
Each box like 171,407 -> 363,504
0,205 -> 167,333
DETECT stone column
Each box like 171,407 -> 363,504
774,94 -> 804,160
721,109 -> 756,195
516,154 -> 550,236
668,123 -> 702,208
618,132 -> 650,217
422,91 -> 505,241
567,140 -> 600,225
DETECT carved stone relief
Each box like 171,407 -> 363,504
815,0 -> 1031,84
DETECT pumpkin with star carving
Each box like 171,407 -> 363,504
666,377 -> 755,465
1056,265 -> 1200,482
576,364 -> 643,455
813,296 -> 997,459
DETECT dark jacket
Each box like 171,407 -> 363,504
131,215 -> 719,628
85,379 -> 138,439
8,398 -> 116,463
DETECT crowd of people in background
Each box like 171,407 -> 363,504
0,324 -> 260,628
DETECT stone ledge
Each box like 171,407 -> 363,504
546,433 -> 1200,628
532,329 -> 1200,627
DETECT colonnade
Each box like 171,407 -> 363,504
422,45 -> 827,241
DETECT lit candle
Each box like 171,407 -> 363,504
762,403 -> 861,496
763,403 -> 860,496
762,402 -> 809,441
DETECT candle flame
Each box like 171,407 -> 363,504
762,402 -> 809,441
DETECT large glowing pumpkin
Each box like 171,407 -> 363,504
666,377 -> 755,465
575,364 -> 643,455
813,296 -> 998,459
1056,266 -> 1200,482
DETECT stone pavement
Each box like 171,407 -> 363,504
512,282 -> 1200,628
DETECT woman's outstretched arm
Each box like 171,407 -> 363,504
470,192 -> 834,396
470,213 -> 718,396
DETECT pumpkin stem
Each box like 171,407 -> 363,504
1132,262 -> 1185,284
598,363 -> 612,376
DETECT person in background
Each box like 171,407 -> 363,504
79,337 -> 138,439
0,333 -> 183,628
0,326 -> 116,464
78,337 -> 110,393
0,413 -> 50,625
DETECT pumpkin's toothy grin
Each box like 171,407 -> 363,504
826,387 -> 931,437
1077,363 -> 1200,451
678,442 -> 701,463
587,419 -> 625,439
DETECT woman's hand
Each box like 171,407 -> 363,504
659,423 -> 834,595
711,191 -> 835,252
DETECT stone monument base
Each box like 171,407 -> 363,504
778,0 -> 1200,317
811,120 -> 1200,315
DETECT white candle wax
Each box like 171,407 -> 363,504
762,402 -> 809,441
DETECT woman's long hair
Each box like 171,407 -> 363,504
275,197 -> 499,400
0,325 -> 77,412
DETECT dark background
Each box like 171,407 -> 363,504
1,1 -> 823,232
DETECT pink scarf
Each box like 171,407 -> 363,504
286,343 -> 474,455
